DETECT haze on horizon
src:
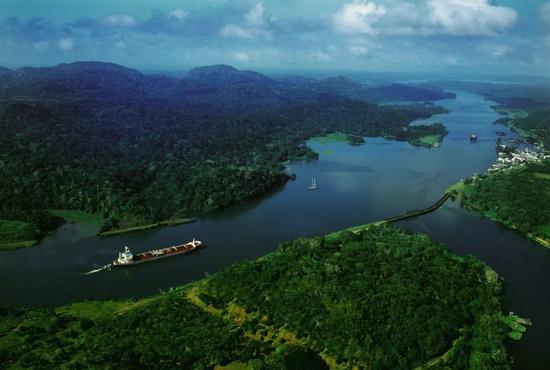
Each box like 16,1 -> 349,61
1,0 -> 549,77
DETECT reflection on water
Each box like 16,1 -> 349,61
0,91 -> 548,369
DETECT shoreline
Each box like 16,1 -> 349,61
0,239 -> 38,251
310,129 -> 447,150
0,212 -> 196,250
445,105 -> 550,249
448,175 -> 550,249
1,223 -> 528,369
408,133 -> 445,148
1,108 -> 445,251
98,218 -> 196,237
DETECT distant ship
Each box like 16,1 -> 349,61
113,239 -> 202,267
308,178 -> 318,190
470,133 -> 478,141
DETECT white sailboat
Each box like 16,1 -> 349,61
308,178 -> 318,190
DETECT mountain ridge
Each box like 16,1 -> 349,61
0,61 -> 456,104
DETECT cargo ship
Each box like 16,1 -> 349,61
112,239 -> 202,267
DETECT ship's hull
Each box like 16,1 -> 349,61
112,242 -> 202,267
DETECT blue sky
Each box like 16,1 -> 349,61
1,0 -> 549,75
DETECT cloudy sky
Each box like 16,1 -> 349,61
1,0 -> 549,75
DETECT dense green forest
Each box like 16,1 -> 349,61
506,108 -> 550,148
0,62 -> 447,246
0,225 -> 526,369
451,160 -> 550,247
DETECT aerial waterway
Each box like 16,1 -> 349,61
1,90 -> 549,369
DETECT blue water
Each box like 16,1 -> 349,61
0,91 -> 548,369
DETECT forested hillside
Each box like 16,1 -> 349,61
0,62 -> 448,244
452,161 -> 550,247
510,108 -> 550,148
0,225 -> 525,369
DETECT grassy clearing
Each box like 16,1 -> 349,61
0,239 -> 38,251
215,362 -> 253,370
539,225 -> 550,238
311,132 -> 349,144
494,107 -> 529,119
531,225 -> 550,248
414,334 -> 465,370
187,281 -> 344,369
0,219 -> 38,251
533,172 -> 550,180
410,134 -> 444,148
99,218 -> 196,236
49,209 -> 103,225
55,298 -> 159,321
311,132 -> 365,146
325,221 -> 385,242
447,180 -> 476,199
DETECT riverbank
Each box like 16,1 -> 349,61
311,132 -> 365,146
98,218 -> 196,237
49,209 -> 103,226
0,224 -> 527,369
493,106 -> 550,149
448,167 -> 550,249
0,212 -> 64,251
447,103 -> 550,249
0,239 -> 37,251
0,210 -> 196,250
311,126 -> 447,150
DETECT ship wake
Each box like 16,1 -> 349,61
83,264 -> 112,275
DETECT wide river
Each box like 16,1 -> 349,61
1,91 -> 548,369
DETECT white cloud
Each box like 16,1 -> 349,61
349,45 -> 369,56
333,0 -> 516,36
58,38 -> 74,51
245,2 -> 266,27
101,14 -> 137,28
311,51 -> 331,62
427,0 -> 517,36
220,24 -> 253,39
230,51 -> 250,62
169,9 -> 188,21
443,56 -> 459,65
116,40 -> 127,49
480,44 -> 512,59
32,41 -> 49,52
333,1 -> 387,34
219,2 -> 271,39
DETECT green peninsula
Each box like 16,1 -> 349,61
450,160 -> 550,248
0,225 -> 525,369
